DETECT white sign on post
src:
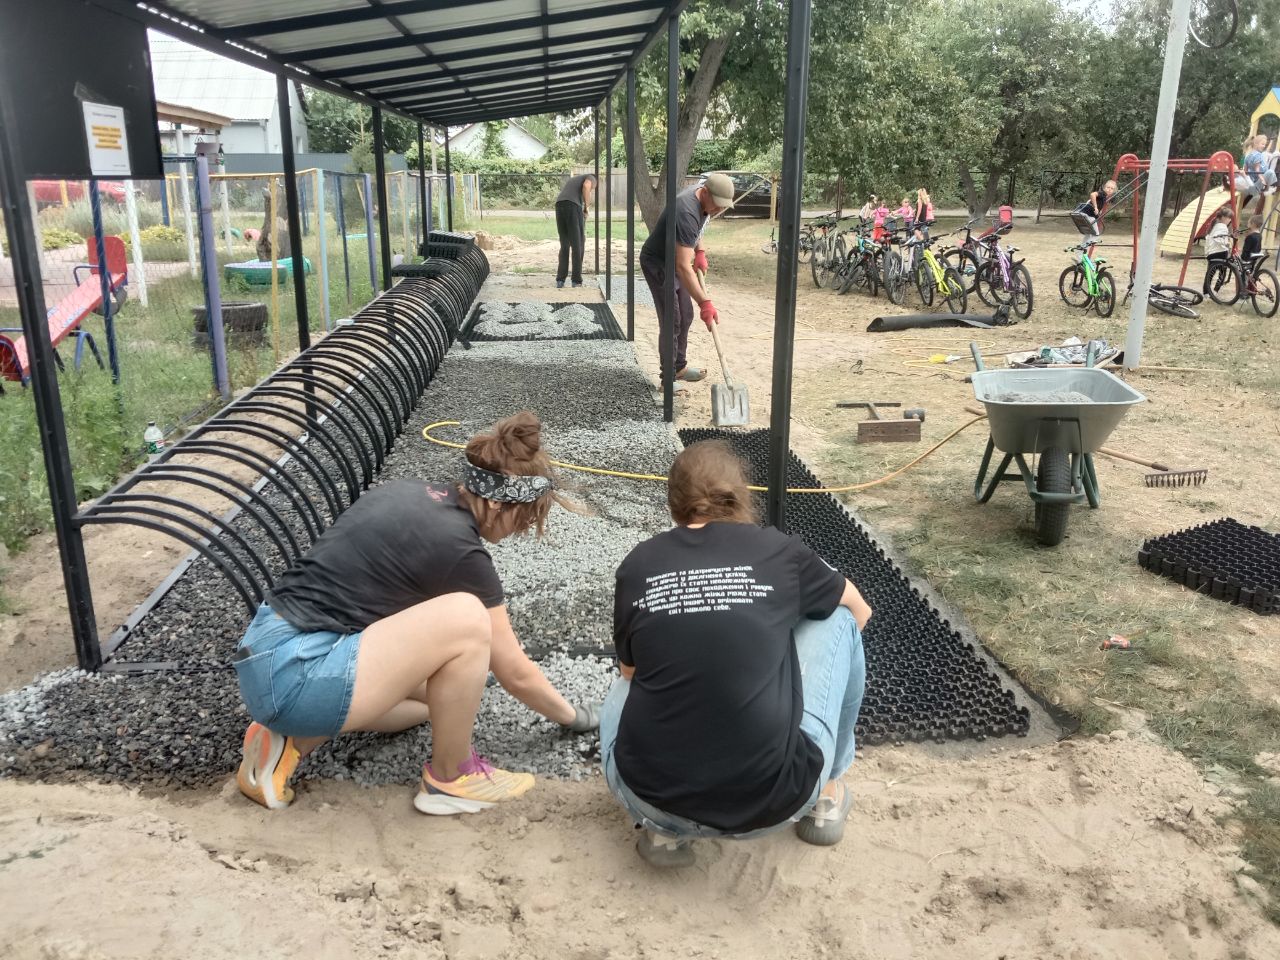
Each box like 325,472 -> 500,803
81,101 -> 131,176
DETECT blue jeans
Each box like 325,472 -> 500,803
600,607 -> 866,839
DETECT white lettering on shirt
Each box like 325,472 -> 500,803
633,565 -> 773,615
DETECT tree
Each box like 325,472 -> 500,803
304,89 -> 417,154
479,121 -> 509,160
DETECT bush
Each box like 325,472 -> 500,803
41,199 -> 162,240
0,227 -> 83,256
121,225 -> 189,262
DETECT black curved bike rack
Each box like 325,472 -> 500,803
83,243 -> 488,663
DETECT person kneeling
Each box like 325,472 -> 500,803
232,412 -> 596,815
600,441 -> 872,867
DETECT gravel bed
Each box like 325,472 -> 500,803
0,336 -> 677,788
990,390 -> 1094,404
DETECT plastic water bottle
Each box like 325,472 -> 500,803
144,420 -> 164,458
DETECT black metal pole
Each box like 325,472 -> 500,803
372,107 -> 392,291
279,75 -> 311,349
663,14 -> 678,422
606,93 -> 613,301
417,122 -> 428,256
626,67 -> 636,342
88,182 -> 121,383
594,105 -> 601,276
443,126 -> 454,230
767,0 -> 813,532
0,88 -> 101,670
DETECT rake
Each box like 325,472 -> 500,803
1095,446 -> 1208,487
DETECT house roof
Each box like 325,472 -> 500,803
150,34 -> 281,123
448,120 -> 548,148
92,0 -> 686,126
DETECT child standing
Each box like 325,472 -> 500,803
912,188 -> 934,240
1242,214 -> 1265,277
1202,207 -> 1235,294
858,194 -> 878,221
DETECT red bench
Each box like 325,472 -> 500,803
0,236 -> 125,386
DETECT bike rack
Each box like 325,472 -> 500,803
84,243 -> 490,663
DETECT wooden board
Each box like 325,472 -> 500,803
857,419 -> 921,443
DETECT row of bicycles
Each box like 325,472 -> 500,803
799,213 -> 1035,319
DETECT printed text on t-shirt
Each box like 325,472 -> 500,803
634,566 -> 774,616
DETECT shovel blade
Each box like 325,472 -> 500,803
711,382 -> 751,427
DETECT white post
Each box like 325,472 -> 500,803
175,129 -> 198,277
124,180 -> 148,306
1125,0 -> 1192,370
400,172 -> 410,254
316,169 -> 331,330
220,179 -> 233,256
25,183 -> 46,270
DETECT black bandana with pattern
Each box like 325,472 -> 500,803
463,462 -> 553,503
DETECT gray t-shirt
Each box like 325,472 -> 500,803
556,174 -> 596,207
641,186 -> 707,263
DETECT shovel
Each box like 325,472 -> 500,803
697,269 -> 751,427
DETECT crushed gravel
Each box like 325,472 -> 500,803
990,390 -> 1094,404
473,301 -> 605,339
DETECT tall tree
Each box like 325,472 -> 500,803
304,90 -> 416,153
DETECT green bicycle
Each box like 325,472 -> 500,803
1058,240 -> 1116,317
905,235 -> 967,313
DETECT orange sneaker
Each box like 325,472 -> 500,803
414,750 -> 534,815
236,722 -> 301,810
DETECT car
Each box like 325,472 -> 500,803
685,171 -> 779,219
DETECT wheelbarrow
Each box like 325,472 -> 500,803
969,342 -> 1145,546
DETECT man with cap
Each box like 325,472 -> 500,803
555,172 -> 597,288
639,173 -> 735,390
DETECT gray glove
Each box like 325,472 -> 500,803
563,702 -> 601,733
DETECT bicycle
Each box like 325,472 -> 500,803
798,212 -> 835,265
835,222 -> 881,297
761,228 -> 777,255
975,232 -> 1033,319
1120,274 -> 1205,319
875,220 -> 909,305
904,234 -> 967,313
811,215 -> 860,289
941,218 -> 1004,294
1203,239 -> 1279,317
1058,240 -> 1117,317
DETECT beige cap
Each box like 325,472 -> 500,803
704,172 -> 735,209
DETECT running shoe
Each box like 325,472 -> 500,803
236,722 -> 301,810
414,750 -> 535,815
795,781 -> 853,846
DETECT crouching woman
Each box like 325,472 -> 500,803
600,440 -> 872,867
232,411 -> 595,815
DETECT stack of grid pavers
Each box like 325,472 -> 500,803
419,230 -> 475,260
1138,518 -> 1280,614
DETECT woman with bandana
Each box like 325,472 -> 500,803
231,411 -> 595,814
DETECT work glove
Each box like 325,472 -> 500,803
693,249 -> 709,274
700,300 -> 719,327
562,702 -> 601,733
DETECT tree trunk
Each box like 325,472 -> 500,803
959,165 -> 1006,217
958,166 -> 979,217
629,21 -> 737,231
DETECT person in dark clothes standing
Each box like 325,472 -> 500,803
600,440 -> 873,868
232,412 -> 600,815
639,172 -> 736,390
555,172 -> 597,288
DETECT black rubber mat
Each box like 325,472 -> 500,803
465,302 -> 624,342
678,428 -> 1031,745
1139,518 -> 1280,614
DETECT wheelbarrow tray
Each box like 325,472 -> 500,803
972,367 -> 1145,455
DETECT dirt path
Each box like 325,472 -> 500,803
2,730 -> 1276,960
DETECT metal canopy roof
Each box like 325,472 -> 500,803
92,0 -> 684,125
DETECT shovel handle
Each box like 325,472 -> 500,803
709,321 -> 736,387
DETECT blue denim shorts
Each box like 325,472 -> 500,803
233,603 -> 361,738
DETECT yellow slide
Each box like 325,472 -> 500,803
1160,187 -> 1232,256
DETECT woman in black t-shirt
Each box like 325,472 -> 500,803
233,412 -> 597,816
601,440 -> 873,868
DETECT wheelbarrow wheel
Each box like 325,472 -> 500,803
1034,447 -> 1071,546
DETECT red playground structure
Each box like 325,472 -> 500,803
0,236 -> 125,388
1109,150 -> 1239,286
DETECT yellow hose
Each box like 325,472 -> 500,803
422,415 -> 989,495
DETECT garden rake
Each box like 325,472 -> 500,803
1095,446 -> 1208,488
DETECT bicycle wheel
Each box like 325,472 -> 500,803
914,263 -> 934,307
1059,265 -> 1092,309
834,252 -> 857,294
976,262 -> 1003,307
942,248 -> 981,294
1151,285 -> 1203,318
864,254 -> 880,297
1190,0 -> 1239,50
1204,261 -> 1240,306
882,251 -> 905,305
1010,263 -> 1034,319
798,230 -> 814,264
941,266 -> 968,314
1092,271 -> 1116,317
810,237 -> 829,287
1252,268 -> 1279,317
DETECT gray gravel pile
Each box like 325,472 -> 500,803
991,390 -> 1094,404
473,301 -> 602,339
0,336 -> 676,788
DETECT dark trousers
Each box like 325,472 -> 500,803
640,254 -> 694,378
555,200 -> 585,284
1204,251 -> 1229,294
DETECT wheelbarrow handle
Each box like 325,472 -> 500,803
970,341 -> 986,372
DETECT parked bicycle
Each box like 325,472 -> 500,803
1203,235 -> 1279,317
1058,240 -> 1117,317
875,219 -> 909,305
835,222 -> 881,297
941,219 -> 1001,294
761,228 -> 777,255
975,232 -> 1034,319
798,213 -> 836,265
904,234 -> 968,313
811,215 -> 860,289
1121,273 -> 1205,319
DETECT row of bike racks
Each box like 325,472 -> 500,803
85,239 -> 490,658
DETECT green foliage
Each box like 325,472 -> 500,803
40,200 -> 162,240
479,121 -> 509,160
306,89 -> 416,153
121,224 -> 188,261
41,228 -> 83,251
